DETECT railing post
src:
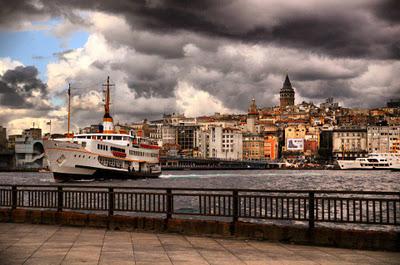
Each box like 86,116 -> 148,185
11,185 -> 17,209
108,187 -> 114,216
308,192 -> 315,229
166,189 -> 172,220
57,186 -> 63,212
230,190 -> 239,235
232,190 -> 239,223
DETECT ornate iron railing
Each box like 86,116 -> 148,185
0,184 -> 398,228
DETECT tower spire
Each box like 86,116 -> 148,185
279,73 -> 295,109
283,74 -> 292,88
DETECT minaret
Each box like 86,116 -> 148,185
280,74 -> 295,109
102,76 -> 115,134
247,98 -> 258,133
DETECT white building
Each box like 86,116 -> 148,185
15,136 -> 45,168
367,126 -> 400,153
332,127 -> 368,159
207,126 -> 242,160
148,123 -> 163,146
161,125 -> 177,145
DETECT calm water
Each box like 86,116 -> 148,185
0,170 -> 398,191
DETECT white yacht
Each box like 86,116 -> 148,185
337,153 -> 400,170
44,77 -> 161,181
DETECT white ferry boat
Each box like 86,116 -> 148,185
337,153 -> 400,170
44,77 -> 161,181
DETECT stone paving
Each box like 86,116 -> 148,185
0,223 -> 398,265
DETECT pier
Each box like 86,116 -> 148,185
160,156 -> 272,170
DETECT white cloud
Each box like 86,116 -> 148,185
47,33 -> 129,94
175,81 -> 238,117
0,57 -> 23,75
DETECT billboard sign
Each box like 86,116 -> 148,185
287,138 -> 304,151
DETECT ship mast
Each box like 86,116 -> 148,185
102,76 -> 115,134
104,77 -> 111,115
67,83 -> 71,138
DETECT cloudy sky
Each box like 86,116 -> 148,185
0,0 -> 399,135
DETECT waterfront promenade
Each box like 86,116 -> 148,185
0,223 -> 399,265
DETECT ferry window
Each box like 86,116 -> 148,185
110,146 -> 125,153
114,136 -> 122,140
107,136 -> 111,140
123,137 -> 128,141
87,136 -> 90,139
97,136 -> 101,139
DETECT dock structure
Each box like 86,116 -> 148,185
160,156 -> 272,170
1,222 -> 399,265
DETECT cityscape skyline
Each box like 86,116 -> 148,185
0,0 -> 399,135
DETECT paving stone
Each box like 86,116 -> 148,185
0,223 -> 398,265
24,256 -> 65,265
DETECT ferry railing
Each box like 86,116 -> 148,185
0,184 -> 399,228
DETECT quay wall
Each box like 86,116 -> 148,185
0,208 -> 398,252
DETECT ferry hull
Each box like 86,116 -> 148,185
53,169 -> 161,182
44,140 -> 161,182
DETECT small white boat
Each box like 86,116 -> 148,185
337,153 -> 400,170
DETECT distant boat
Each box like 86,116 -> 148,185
44,76 -> 161,182
337,153 -> 400,170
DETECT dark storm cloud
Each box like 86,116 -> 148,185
0,65 -> 48,108
91,0 -> 400,59
2,0 -> 399,60
127,79 -> 177,98
374,0 -> 400,23
296,80 -> 357,100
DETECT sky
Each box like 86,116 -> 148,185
0,0 -> 399,135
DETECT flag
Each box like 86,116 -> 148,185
46,120 -> 51,125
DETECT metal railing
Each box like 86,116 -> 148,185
0,184 -> 399,229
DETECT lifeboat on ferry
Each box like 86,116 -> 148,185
140,143 -> 160,149
112,151 -> 127,158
